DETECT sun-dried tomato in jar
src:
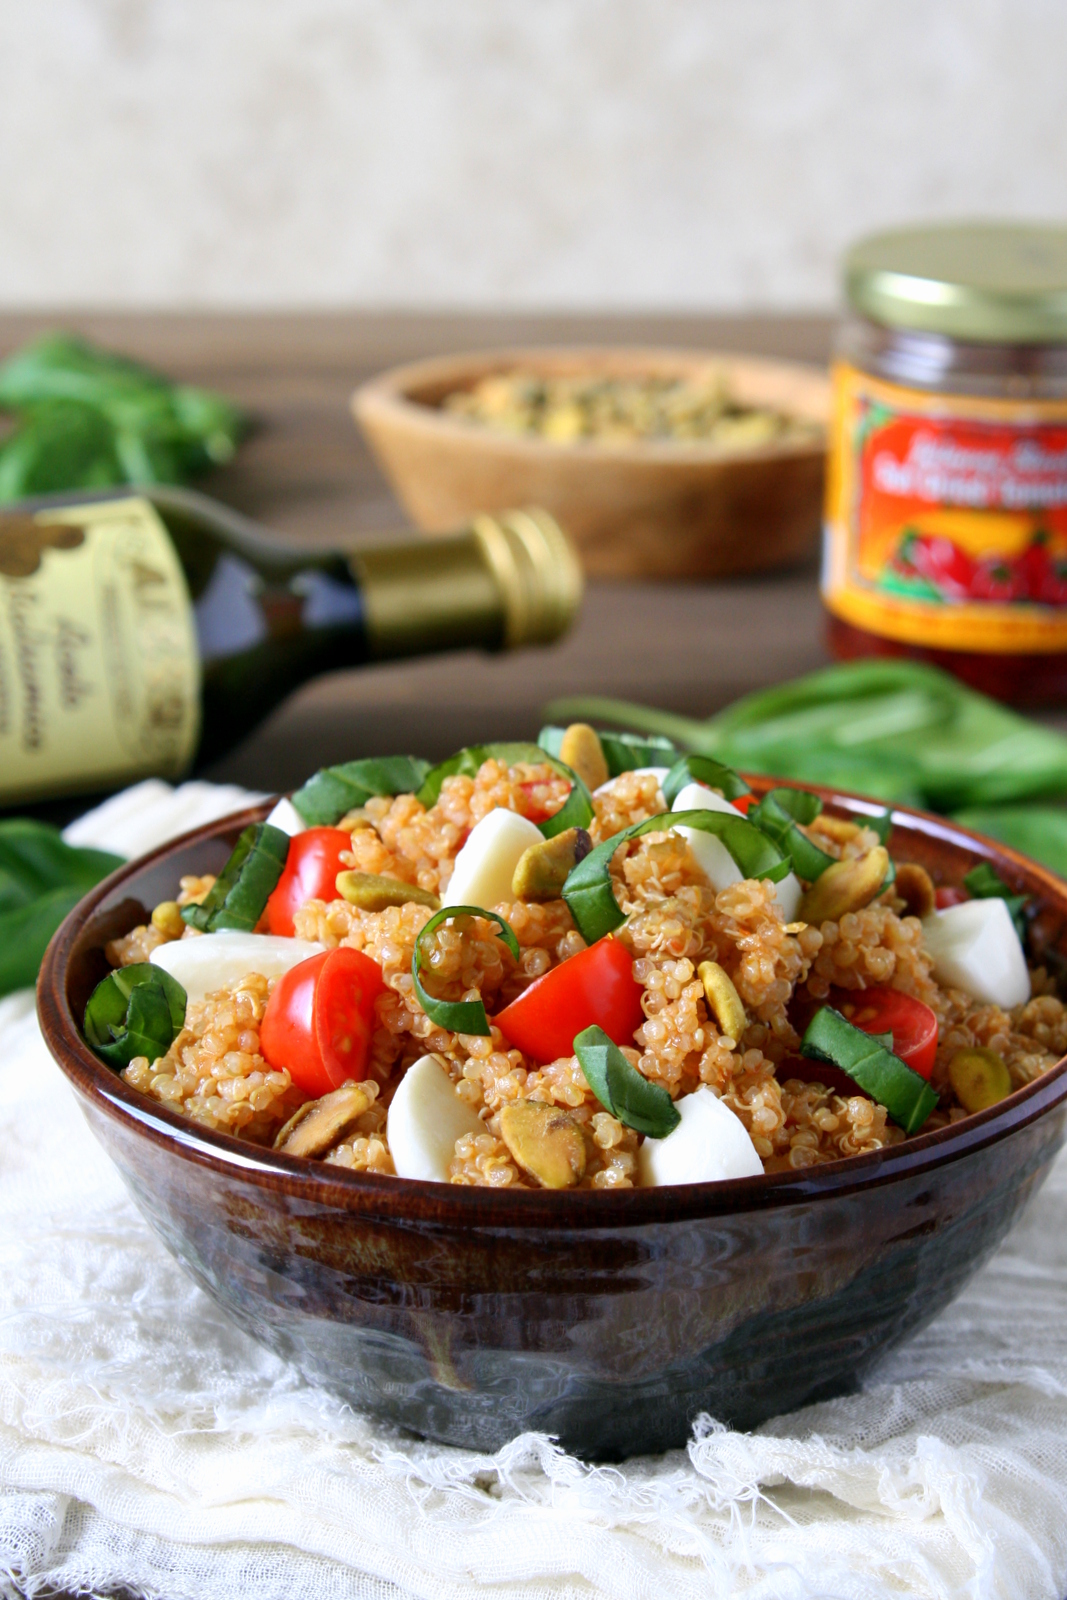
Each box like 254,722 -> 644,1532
823,222 -> 1067,705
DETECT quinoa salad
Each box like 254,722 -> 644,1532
82,726 -> 1067,1190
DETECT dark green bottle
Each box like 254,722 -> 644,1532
0,486 -> 582,805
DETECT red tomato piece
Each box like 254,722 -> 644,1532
935,885 -> 969,909
494,935 -> 644,1064
260,947 -> 384,1097
266,827 -> 352,936
830,985 -> 938,1080
731,793 -> 756,815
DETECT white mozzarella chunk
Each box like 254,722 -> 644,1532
670,780 -> 801,920
442,808 -> 544,908
264,796 -> 307,837
593,766 -> 671,798
150,931 -> 324,1001
638,1087 -> 764,1187
387,1053 -> 484,1183
921,898 -> 1030,1010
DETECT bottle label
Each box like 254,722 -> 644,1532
823,361 -> 1067,653
0,496 -> 200,803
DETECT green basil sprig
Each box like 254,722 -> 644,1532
562,809 -> 790,945
84,962 -> 187,1070
292,755 -> 431,827
962,860 -> 1028,940
411,905 -> 520,1036
662,754 -> 750,807
800,1005 -> 938,1135
750,787 -> 836,883
416,742 -> 592,841
182,823 -> 289,933
0,819 -> 123,997
573,1024 -> 680,1138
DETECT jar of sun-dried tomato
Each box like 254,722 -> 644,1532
823,222 -> 1067,705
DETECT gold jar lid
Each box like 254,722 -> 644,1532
845,222 -> 1067,343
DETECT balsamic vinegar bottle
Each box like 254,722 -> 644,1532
0,486 -> 582,805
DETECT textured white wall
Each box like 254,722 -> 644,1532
1,0 -> 1064,308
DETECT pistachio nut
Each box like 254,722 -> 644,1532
274,1083 -> 376,1159
499,1101 -> 587,1189
511,826 -> 593,902
798,846 -> 890,925
336,871 -> 440,913
697,960 -> 747,1042
558,723 -> 609,791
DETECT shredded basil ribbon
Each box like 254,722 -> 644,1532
84,962 -> 187,1071
562,809 -> 790,946
573,1024 -> 680,1138
411,905 -> 520,1036
662,754 -> 750,807
962,860 -> 1029,940
866,807 -> 894,845
538,725 -> 677,778
750,786 -> 836,883
417,742 -> 593,841
0,819 -> 123,997
292,755 -> 431,827
182,823 -> 290,933
800,1005 -> 939,1135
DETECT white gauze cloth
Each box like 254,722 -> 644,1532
2,783 -> 1067,1599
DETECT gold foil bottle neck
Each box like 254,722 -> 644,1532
351,506 -> 583,659
469,508 -> 583,647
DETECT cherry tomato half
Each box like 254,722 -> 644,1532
494,935 -> 644,1064
266,827 -> 352,936
731,793 -> 756,815
260,946 -> 384,1097
935,885 -> 969,910
830,985 -> 938,1080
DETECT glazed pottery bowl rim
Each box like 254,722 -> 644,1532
38,782 -> 1067,1227
352,346 -> 830,466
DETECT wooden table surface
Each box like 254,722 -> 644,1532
0,309 -> 836,788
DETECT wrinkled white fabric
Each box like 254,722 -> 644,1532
3,788 -> 1067,1598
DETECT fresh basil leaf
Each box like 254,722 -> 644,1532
962,861 -> 1028,941
562,808 -> 790,945
0,821 -> 124,998
411,905 -> 520,1036
291,755 -> 431,827
84,962 -> 187,1070
800,1005 -> 938,1135
182,823 -> 289,933
662,755 -> 750,807
416,742 -> 592,840
0,885 -> 83,994
865,807 -> 894,845
750,787 -> 836,883
573,1024 -> 681,1138
597,731 -> 678,777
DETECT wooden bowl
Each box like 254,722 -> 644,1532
37,785 -> 1067,1458
352,348 -> 830,579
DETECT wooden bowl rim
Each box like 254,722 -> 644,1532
352,346 -> 830,468
38,782 -> 1067,1229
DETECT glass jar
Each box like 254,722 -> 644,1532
823,222 -> 1067,705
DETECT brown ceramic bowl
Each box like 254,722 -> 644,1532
352,348 -> 829,579
38,785 -> 1067,1460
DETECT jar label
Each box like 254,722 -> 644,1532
823,362 -> 1067,653
0,496 -> 200,804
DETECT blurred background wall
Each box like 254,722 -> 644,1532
4,0 -> 1064,309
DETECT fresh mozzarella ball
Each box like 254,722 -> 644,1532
264,797 -> 307,837
387,1053 -> 484,1182
442,808 -> 544,908
921,898 -> 1030,1010
639,1087 -> 764,1186
670,780 -> 801,920
150,932 -> 324,1001
593,766 -> 671,799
